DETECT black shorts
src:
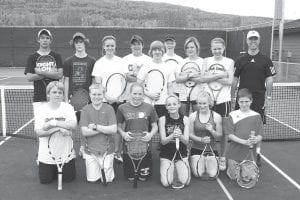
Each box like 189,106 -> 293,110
123,152 -> 152,180
190,148 -> 219,156
211,101 -> 231,117
38,158 -> 76,184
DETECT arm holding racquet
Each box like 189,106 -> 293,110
81,124 -> 117,137
117,123 -> 134,142
64,77 -> 70,102
159,117 -> 176,145
43,119 -> 77,131
141,122 -> 158,142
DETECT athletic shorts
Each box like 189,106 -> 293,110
82,152 -> 115,182
38,158 -> 76,184
211,101 -> 231,117
190,148 -> 219,157
123,151 -> 152,180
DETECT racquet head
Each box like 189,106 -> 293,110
237,160 -> 259,188
181,62 -> 200,88
126,132 -> 148,160
207,64 -> 225,91
144,69 -> 165,94
105,73 -> 127,100
36,54 -> 57,72
165,59 -> 179,67
199,144 -> 219,179
48,131 -> 73,164
69,88 -> 90,111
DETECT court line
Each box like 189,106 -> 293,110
0,119 -> 34,147
261,154 -> 300,190
217,177 -> 234,200
267,114 -> 300,133
0,77 -> 10,81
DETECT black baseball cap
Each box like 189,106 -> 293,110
164,34 -> 175,42
130,35 -> 144,45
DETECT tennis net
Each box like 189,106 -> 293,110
1,83 -> 300,142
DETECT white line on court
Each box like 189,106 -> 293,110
0,119 -> 34,147
261,154 -> 300,190
0,77 -> 10,81
267,114 -> 300,133
217,177 -> 234,200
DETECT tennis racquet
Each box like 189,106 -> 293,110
84,130 -> 110,186
207,64 -> 226,106
144,69 -> 165,105
125,132 -> 149,188
36,54 -> 58,93
165,59 -> 179,67
105,73 -> 127,102
48,130 -> 74,190
181,62 -> 201,114
166,126 -> 190,189
237,131 -> 259,188
69,88 -> 90,111
197,143 -> 219,179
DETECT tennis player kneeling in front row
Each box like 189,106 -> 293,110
189,91 -> 222,179
80,83 -> 117,184
34,81 -> 77,185
224,88 -> 263,188
159,95 -> 191,189
116,83 -> 158,187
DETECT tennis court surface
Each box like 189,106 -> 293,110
1,71 -> 300,200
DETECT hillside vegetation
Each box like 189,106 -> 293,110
0,0 -> 272,28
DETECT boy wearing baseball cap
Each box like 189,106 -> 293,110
25,28 -> 63,102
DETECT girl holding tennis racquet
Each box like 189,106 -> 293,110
80,83 -> 117,183
175,37 -> 204,116
34,81 -> 77,186
202,37 -> 235,171
92,35 -> 127,163
189,91 -> 222,178
159,95 -> 190,189
224,89 -> 263,185
116,83 -> 158,184
137,40 -> 175,118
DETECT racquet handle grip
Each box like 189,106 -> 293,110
249,131 -> 256,149
176,138 -> 179,150
58,172 -> 62,190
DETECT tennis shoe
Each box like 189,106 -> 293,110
219,157 -> 227,171
128,177 -> 134,181
114,153 -> 123,163
171,183 -> 185,189
139,177 -> 146,181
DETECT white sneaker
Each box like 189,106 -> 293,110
219,157 -> 227,171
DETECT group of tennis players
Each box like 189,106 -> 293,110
26,28 -> 275,189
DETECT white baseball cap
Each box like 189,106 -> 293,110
247,30 -> 260,39
37,29 -> 52,39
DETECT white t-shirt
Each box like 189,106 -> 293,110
92,55 -> 127,101
176,57 -> 204,101
203,56 -> 234,104
34,102 -> 77,164
123,53 -> 152,100
163,54 -> 184,95
137,61 -> 175,105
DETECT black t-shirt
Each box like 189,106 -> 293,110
234,52 -> 276,94
24,51 -> 63,102
63,55 -> 96,96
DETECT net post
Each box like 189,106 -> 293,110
1,86 -> 7,137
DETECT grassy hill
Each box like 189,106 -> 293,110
0,0 -> 272,28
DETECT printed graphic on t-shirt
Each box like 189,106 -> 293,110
126,112 -> 147,120
72,62 -> 87,88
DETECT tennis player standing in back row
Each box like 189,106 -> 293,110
202,37 -> 234,171
137,40 -> 175,118
92,35 -> 127,163
231,30 -> 276,165
25,29 -> 63,102
175,37 -> 204,116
